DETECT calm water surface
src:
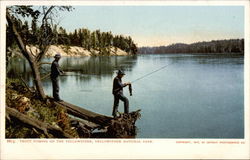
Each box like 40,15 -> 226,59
8,54 -> 244,138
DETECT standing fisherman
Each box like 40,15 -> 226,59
112,70 -> 131,118
51,53 -> 64,101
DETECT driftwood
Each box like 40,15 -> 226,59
6,106 -> 73,138
52,100 -> 112,126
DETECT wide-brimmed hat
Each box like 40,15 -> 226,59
117,70 -> 125,75
54,53 -> 61,58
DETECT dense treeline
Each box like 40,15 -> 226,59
7,17 -> 138,55
139,39 -> 244,54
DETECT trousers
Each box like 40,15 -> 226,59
51,77 -> 60,100
112,93 -> 129,117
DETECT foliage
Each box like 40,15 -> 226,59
6,6 -> 138,56
9,6 -> 73,52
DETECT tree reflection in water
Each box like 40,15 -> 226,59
7,55 -> 138,88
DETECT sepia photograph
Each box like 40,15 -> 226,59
1,0 -> 249,159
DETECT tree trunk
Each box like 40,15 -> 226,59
30,61 -> 46,99
6,106 -> 72,138
6,11 -> 46,99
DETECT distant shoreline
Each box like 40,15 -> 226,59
138,39 -> 244,55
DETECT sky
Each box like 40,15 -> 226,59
58,6 -> 244,47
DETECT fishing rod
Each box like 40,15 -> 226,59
116,63 -> 171,96
131,63 -> 171,84
41,72 -> 86,80
61,72 -> 86,77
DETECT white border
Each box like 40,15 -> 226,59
1,1 -> 249,159
0,2 -> 7,160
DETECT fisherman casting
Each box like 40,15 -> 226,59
112,70 -> 131,118
51,53 -> 64,101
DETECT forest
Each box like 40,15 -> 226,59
6,10 -> 138,56
138,39 -> 244,54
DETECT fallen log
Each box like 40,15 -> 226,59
52,100 -> 112,126
6,106 -> 73,138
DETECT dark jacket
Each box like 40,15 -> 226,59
51,60 -> 63,79
112,76 -> 127,95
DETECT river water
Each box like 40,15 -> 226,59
7,54 -> 244,138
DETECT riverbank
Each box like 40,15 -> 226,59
25,45 -> 129,57
6,79 -> 141,138
6,79 -> 80,138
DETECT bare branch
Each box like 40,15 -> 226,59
36,45 -> 50,62
41,73 -> 51,80
18,75 -> 35,93
38,62 -> 52,69
42,6 -> 55,24
39,62 -> 52,66
34,6 -> 56,62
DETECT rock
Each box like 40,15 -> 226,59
16,96 -> 31,113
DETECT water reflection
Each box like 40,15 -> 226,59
59,56 -> 137,75
7,55 -> 138,86
7,58 -> 34,86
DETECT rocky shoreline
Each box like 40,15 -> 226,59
26,45 -> 130,57
7,45 -> 131,59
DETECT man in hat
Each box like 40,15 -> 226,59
112,70 -> 131,117
51,53 -> 64,101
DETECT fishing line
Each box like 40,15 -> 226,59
126,63 -> 172,109
131,63 -> 171,84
